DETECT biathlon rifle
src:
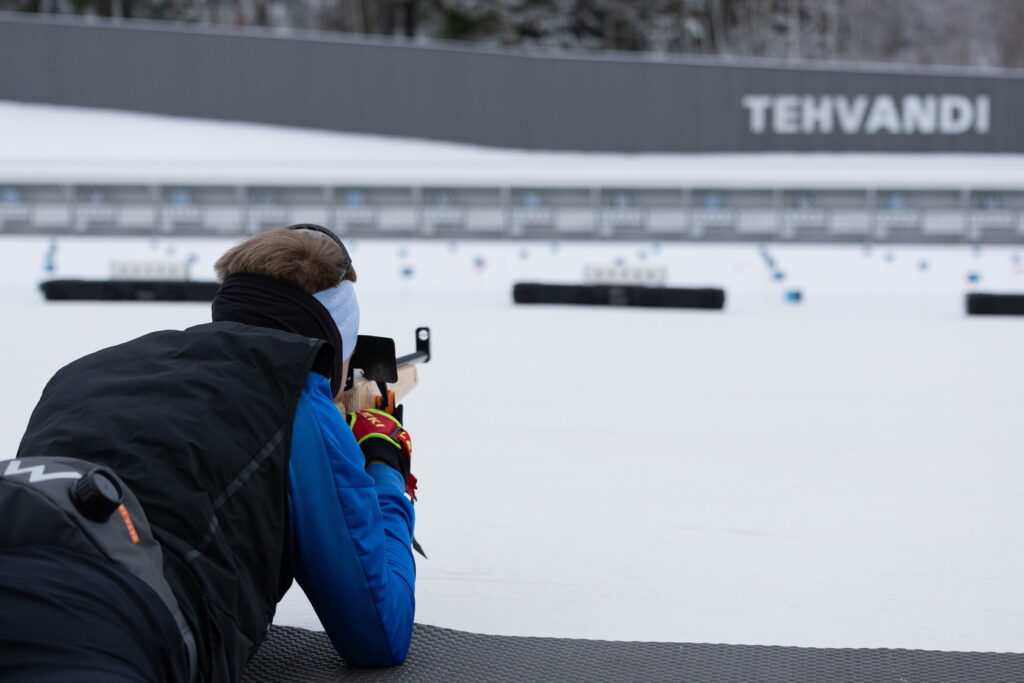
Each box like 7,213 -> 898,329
336,327 -> 431,422
338,327 -> 431,558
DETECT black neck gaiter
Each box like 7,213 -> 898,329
211,273 -> 343,395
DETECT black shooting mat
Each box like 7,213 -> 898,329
242,624 -> 1024,682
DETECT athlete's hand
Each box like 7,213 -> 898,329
348,409 -> 417,500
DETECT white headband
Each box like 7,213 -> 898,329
314,280 -> 359,362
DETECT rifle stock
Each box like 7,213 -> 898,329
335,327 -> 430,415
336,363 -> 418,414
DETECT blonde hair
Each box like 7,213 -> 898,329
214,228 -> 356,294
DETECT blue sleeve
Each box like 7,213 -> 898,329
287,372 -> 416,667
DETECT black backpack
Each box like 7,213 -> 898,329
0,456 -> 197,681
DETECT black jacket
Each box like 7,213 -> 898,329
18,321 -> 333,682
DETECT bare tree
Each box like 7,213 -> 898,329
3,0 -> 1023,67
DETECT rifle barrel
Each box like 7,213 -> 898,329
396,350 -> 429,366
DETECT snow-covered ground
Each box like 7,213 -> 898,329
4,99 -> 1024,187
2,234 -> 1023,655
2,100 -> 1024,655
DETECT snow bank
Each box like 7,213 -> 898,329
4,100 -> 1024,187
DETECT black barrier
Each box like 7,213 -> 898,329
966,293 -> 1024,316
1,13 -> 1022,153
513,283 -> 725,309
41,280 -> 220,302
